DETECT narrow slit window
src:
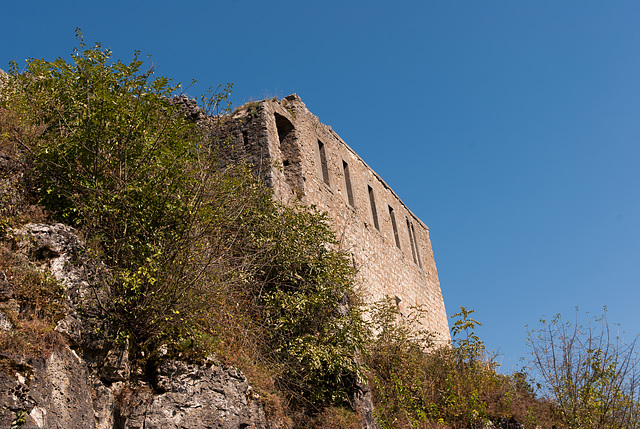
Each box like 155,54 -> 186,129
411,222 -> 423,268
318,140 -> 330,185
343,160 -> 354,206
241,130 -> 250,149
407,218 -> 417,264
368,185 -> 379,230
389,206 -> 400,249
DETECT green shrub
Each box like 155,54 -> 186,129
2,30 -> 232,347
254,204 -> 367,405
367,302 -> 561,428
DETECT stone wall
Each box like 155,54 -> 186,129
215,95 -> 450,343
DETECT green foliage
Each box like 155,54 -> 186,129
200,184 -> 368,407
366,299 -> 435,427
528,309 -> 640,428
4,34 -> 222,349
11,409 -> 27,429
5,31 -> 205,254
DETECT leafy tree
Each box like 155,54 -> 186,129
2,29 -> 234,347
528,308 -> 640,428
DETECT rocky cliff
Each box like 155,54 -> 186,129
0,223 -> 272,429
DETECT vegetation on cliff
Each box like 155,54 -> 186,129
1,34 -> 638,428
0,32 -> 365,424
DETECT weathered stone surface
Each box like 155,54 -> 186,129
353,378 -> 377,429
100,339 -> 130,382
0,357 -> 36,427
0,347 -> 273,429
171,94 -> 207,122
117,358 -> 267,429
17,222 -> 82,259
2,350 -> 272,429
92,376 -> 116,429
0,311 -> 11,331
0,270 -> 17,331
0,347 -> 97,429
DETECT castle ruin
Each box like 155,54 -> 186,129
214,94 -> 450,343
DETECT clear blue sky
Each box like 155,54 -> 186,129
3,1 -> 640,371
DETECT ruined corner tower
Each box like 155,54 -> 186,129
214,94 -> 450,343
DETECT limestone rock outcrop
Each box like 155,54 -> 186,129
0,223 -> 271,429
117,359 -> 267,429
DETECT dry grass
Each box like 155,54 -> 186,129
0,318 -> 67,358
0,245 -> 67,358
305,406 -> 362,429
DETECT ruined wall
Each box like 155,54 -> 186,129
215,95 -> 450,343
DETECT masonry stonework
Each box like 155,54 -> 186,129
213,94 -> 450,343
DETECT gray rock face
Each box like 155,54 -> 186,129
0,347 -> 97,429
0,269 -> 17,331
354,379 -> 377,429
117,359 -> 267,429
